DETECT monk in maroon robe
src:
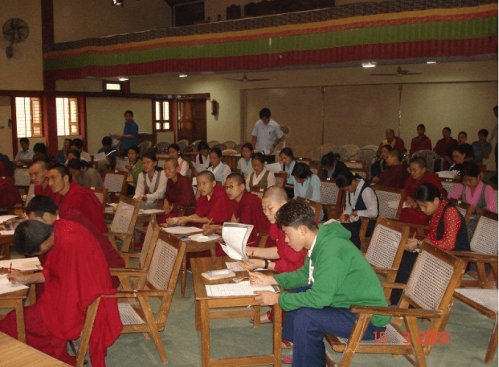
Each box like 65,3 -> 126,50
0,162 -> 21,208
409,124 -> 432,156
0,219 -> 122,366
28,160 -> 59,201
25,195 -> 125,288
399,157 -> 447,225
47,164 -> 107,234
157,158 -> 196,223
375,149 -> 408,189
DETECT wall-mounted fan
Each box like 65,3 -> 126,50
3,18 -> 29,59
224,73 -> 270,82
370,66 -> 422,77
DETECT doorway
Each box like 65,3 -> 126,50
177,99 -> 207,143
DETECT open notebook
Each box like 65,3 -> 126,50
220,223 -> 254,261
0,274 -> 28,295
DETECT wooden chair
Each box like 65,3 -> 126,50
342,145 -> 360,160
412,150 -> 440,171
364,218 -> 410,300
295,197 -> 322,224
452,211 -> 498,289
114,219 -> 161,290
440,178 -> 460,194
374,185 -> 405,220
0,292 -> 27,343
343,159 -> 365,170
109,233 -> 186,364
325,242 -> 465,367
74,297 -> 102,367
320,179 -> 344,220
91,187 -> 108,210
103,171 -> 127,199
108,197 -> 141,252
13,167 -> 30,195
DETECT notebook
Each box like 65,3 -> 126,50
202,269 -> 236,281
205,281 -> 278,297
220,223 -> 254,260
162,226 -> 202,235
0,257 -> 42,271
0,274 -> 29,295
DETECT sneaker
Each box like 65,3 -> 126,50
281,339 -> 293,349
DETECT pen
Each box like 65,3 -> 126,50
9,262 -> 12,274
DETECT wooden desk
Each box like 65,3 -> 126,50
0,332 -> 71,366
0,288 -> 28,343
191,257 -> 282,367
0,234 -> 12,260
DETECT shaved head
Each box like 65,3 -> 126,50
226,173 -> 245,186
165,157 -> 179,168
197,170 -> 215,182
263,186 -> 288,203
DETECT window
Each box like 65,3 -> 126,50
15,97 -> 43,138
56,97 -> 80,136
102,80 -> 130,93
154,100 -> 171,131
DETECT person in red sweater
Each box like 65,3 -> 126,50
399,157 -> 447,226
409,123 -> 432,156
241,186 -> 307,324
166,170 -> 235,227
157,158 -> 196,223
374,148 -> 408,189
391,183 -> 469,304
46,164 -> 108,234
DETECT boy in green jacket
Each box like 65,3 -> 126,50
250,201 -> 390,366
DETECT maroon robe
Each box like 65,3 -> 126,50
410,135 -> 432,156
234,191 -> 271,246
377,164 -> 408,189
157,175 -> 196,223
195,184 -> 236,224
0,219 -> 122,366
0,177 -> 21,209
55,182 -> 107,234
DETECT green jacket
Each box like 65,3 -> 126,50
274,222 -> 391,327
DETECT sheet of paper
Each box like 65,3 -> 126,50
162,226 -> 202,235
0,230 -> 15,236
0,257 -> 42,271
221,223 -> 253,260
139,209 -> 165,215
0,274 -> 28,295
225,261 -> 245,272
437,170 -> 457,179
189,234 -> 220,242
205,281 -> 277,297
0,215 -> 17,224
93,152 -> 107,162
265,162 -> 282,174
115,157 -> 129,172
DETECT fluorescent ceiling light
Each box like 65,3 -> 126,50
179,74 -> 188,78
118,76 -> 129,81
426,60 -> 437,64
361,62 -> 377,68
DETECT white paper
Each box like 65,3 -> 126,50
220,223 -> 254,260
437,170 -> 457,179
265,162 -> 282,174
0,230 -> 15,236
93,152 -> 107,162
139,209 -> 165,215
205,281 -> 277,297
387,200 -> 400,209
189,233 -> 220,242
0,274 -> 28,295
0,257 -> 42,271
0,215 -> 17,224
225,261 -> 245,272
191,162 -> 207,174
162,226 -> 202,235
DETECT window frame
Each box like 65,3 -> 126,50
14,96 -> 43,138
55,96 -> 81,137
153,99 -> 172,132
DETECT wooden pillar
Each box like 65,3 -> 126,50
41,0 -> 58,156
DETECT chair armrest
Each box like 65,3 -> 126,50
380,281 -> 406,290
121,253 -> 141,259
350,305 -> 443,318
388,220 -> 429,232
451,251 -> 498,263
110,268 -> 147,276
103,291 -> 139,298
373,267 -> 397,275
0,295 -> 27,301
108,230 -> 133,237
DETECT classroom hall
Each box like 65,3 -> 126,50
0,0 -> 498,366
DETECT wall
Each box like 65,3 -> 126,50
0,97 -> 14,159
0,0 -> 43,91
53,0 -> 172,43
85,97 -> 152,154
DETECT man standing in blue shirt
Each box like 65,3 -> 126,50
120,110 -> 139,153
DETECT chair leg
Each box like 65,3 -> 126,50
138,295 -> 167,364
485,320 -> 498,364
338,313 -> 371,367
253,306 -> 261,328
405,317 -> 426,367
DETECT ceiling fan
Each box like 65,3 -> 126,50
224,73 -> 270,82
370,66 -> 422,77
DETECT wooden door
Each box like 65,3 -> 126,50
177,99 -> 206,143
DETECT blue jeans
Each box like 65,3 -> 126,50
283,307 -> 385,367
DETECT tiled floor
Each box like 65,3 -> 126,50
104,275 -> 497,367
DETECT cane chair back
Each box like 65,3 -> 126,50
344,159 -> 365,170
412,150 -> 439,171
104,171 -> 127,195
374,185 -> 405,219
342,144 -> 360,160
92,187 -> 108,209
108,197 -> 140,252
440,178 -> 460,194
325,243 -> 465,367
320,179 -> 343,219
295,197 -> 322,224
470,212 -> 498,255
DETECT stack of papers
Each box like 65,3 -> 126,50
205,281 -> 277,297
139,209 -> 165,215
0,274 -> 28,295
189,234 -> 220,242
0,215 -> 17,224
162,226 -> 202,235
